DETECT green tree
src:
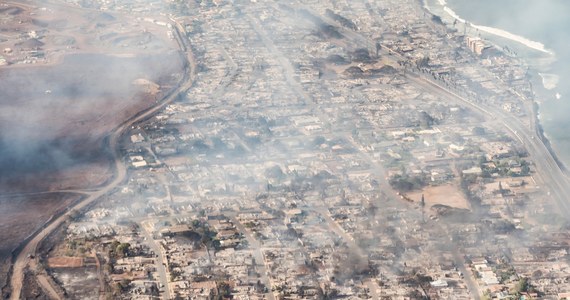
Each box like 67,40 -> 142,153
170,269 -> 181,281
512,277 -> 530,295
116,243 -> 131,258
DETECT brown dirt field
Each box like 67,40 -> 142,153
0,1 -> 179,63
0,1 -> 182,184
0,1 -> 185,296
0,53 -> 182,295
47,257 -> 84,268
0,52 -> 183,191
162,155 -> 193,167
409,183 -> 471,210
0,159 -> 113,194
0,193 -> 81,292
0,193 -> 81,255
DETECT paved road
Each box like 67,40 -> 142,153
452,248 -> 481,300
140,221 -> 171,300
9,153 -> 128,300
411,75 -> 570,214
8,19 -> 196,300
326,4 -> 570,216
230,217 -> 275,300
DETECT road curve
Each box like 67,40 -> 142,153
412,76 -> 570,215
8,118 -> 128,300
8,22 -> 195,300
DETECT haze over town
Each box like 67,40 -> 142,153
1,0 -> 569,299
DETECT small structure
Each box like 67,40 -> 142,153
430,279 -> 448,288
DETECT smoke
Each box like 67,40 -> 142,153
4,0 -> 568,297
0,45 -> 182,184
0,5 -> 184,292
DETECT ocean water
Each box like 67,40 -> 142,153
428,0 -> 570,167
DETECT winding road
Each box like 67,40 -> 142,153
8,19 -> 196,300
411,75 -> 570,214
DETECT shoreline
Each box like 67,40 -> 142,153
469,24 -> 553,55
534,103 -> 569,174
422,0 -> 569,175
530,71 -> 570,175
538,73 -> 559,90
432,1 -> 554,54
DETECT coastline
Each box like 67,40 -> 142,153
529,70 -> 570,175
468,24 -> 552,55
538,73 -> 559,90
435,2 -> 553,54
534,102 -> 568,174
422,0 -> 569,174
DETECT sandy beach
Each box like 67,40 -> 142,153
437,3 -> 553,54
